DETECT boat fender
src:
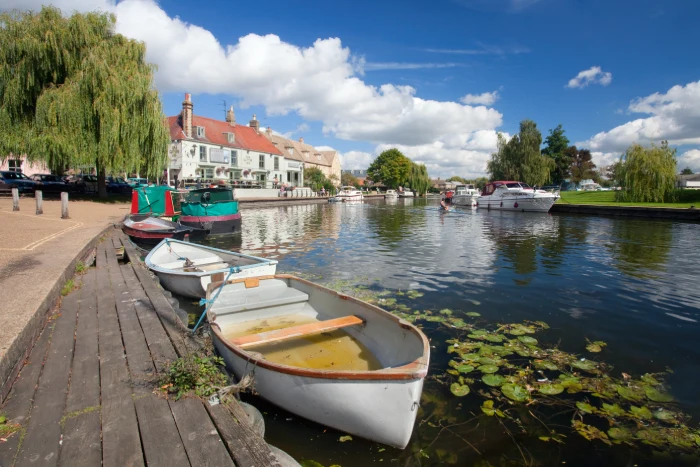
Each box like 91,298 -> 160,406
239,402 -> 266,437
267,445 -> 301,467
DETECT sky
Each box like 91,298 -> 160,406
2,0 -> 699,178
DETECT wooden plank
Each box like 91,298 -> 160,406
105,242 -> 190,467
15,279 -> 82,467
232,316 -> 364,349
169,398 -> 235,467
95,241 -> 144,467
65,268 -> 100,413
57,410 -> 101,467
0,319 -> 55,467
206,401 -> 281,467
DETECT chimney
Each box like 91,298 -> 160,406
249,114 -> 260,133
225,105 -> 235,125
266,126 -> 272,137
182,93 -> 193,138
299,137 -> 304,144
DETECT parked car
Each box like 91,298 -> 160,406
68,174 -> 98,194
30,174 -> 72,194
0,171 -> 36,194
127,177 -> 149,187
107,176 -> 132,194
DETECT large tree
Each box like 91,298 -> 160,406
487,119 -> 553,186
366,148 -> 412,189
681,167 -> 694,175
567,146 -> 597,184
616,142 -> 677,203
341,171 -> 360,187
447,176 -> 467,184
407,163 -> 431,196
541,124 -> 571,184
0,7 -> 169,197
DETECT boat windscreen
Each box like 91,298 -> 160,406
505,183 -> 521,188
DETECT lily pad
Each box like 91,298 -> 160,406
538,383 -> 565,395
484,334 -> 504,343
501,383 -> 529,402
644,386 -> 673,403
585,340 -> 607,353
450,383 -> 470,397
608,427 -> 633,442
455,364 -> 475,374
477,357 -> 499,366
571,359 -> 598,372
630,406 -> 653,420
338,435 -> 353,442
465,312 -> 481,317
576,402 -> 596,414
446,369 -> 460,376
482,374 -> 506,387
438,308 -> 453,315
406,290 -> 424,299
641,373 -> 660,385
518,336 -> 538,346
481,400 -> 495,416
479,365 -> 499,374
601,403 -> 626,417
653,409 -> 678,422
533,359 -> 559,371
617,386 -> 645,402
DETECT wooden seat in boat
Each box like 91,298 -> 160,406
159,255 -> 224,270
216,279 -> 309,313
231,315 -> 365,349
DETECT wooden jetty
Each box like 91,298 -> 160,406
0,230 -> 281,467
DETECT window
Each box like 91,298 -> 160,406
204,168 -> 214,179
8,160 -> 22,173
229,170 -> 241,181
196,126 -> 205,138
288,147 -> 294,155
259,154 -> 265,169
231,150 -> 238,166
227,132 -> 234,144
316,154 -> 321,160
199,145 -> 207,162
274,157 -> 279,170
305,152 -> 309,159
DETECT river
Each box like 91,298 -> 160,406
200,198 -> 700,466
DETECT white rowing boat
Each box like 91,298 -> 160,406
207,275 -> 430,449
145,239 -> 277,298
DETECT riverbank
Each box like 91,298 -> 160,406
558,190 -> 700,208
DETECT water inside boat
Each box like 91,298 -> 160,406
223,313 -> 382,371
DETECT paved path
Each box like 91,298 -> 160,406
0,233 -> 280,467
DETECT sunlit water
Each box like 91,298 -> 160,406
199,198 -> 700,466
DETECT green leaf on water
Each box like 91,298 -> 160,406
630,406 -> 653,420
484,334 -> 504,343
641,373 -> 660,385
601,403 -> 626,417
406,290 -> 424,299
644,386 -> 673,403
455,364 -> 475,374
517,336 -> 538,346
425,315 -> 445,322
481,400 -> 495,416
617,386 -> 645,402
571,359 -> 598,372
585,340 -> 607,353
653,409 -> 678,422
439,308 -> 453,315
300,461 -> 325,467
479,365 -> 499,374
533,360 -> 559,371
466,312 -> 481,317
477,357 -> 499,366
446,369 -> 459,376
576,402 -> 596,414
482,374 -> 506,387
538,384 -> 565,395
608,427 -> 633,442
501,383 -> 529,402
338,435 -> 353,442
450,383 -> 470,397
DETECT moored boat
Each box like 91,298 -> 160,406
451,184 -> 481,208
384,189 -> 399,199
207,275 -> 430,449
179,187 -> 241,236
335,186 -> 364,202
122,214 -> 195,247
478,181 -> 559,212
397,187 -> 414,198
145,239 -> 278,298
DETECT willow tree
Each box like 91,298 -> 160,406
487,119 -> 553,186
0,7 -> 169,196
615,142 -> 677,203
407,163 -> 431,196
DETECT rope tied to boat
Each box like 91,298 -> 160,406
192,266 -> 240,333
164,238 -> 188,261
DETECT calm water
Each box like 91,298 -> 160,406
201,198 -> 700,466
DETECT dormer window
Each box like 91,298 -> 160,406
196,126 -> 205,138
226,132 -> 235,144
288,147 -> 294,155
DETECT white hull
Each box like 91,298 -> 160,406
336,194 -> 364,202
478,195 -> 557,212
145,239 -> 277,298
452,194 -> 480,208
398,193 -> 414,198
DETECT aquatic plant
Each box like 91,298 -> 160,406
159,353 -> 229,400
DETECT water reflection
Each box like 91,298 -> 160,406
607,219 -> 673,279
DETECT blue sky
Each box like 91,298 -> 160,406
3,0 -> 700,176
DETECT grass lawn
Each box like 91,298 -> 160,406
557,190 -> 700,208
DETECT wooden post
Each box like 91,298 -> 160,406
35,190 -> 43,215
61,192 -> 69,219
12,188 -> 19,211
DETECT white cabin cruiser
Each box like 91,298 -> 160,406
478,181 -> 559,213
384,189 -> 399,199
451,184 -> 481,208
397,188 -> 414,198
336,186 -> 364,202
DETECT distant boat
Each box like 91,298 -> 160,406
122,214 -> 195,247
451,184 -> 480,208
397,188 -> 414,198
145,239 -> 277,298
384,189 -> 399,199
478,181 -> 559,212
179,187 -> 241,236
335,186 -> 364,202
207,275 -> 430,449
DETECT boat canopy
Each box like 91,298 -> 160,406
132,185 -> 175,215
184,187 -> 234,204
181,188 -> 238,217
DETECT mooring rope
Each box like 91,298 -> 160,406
192,265 -> 240,333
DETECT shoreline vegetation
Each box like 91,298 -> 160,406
557,191 -> 700,209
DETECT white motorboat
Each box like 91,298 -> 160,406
207,275 -> 430,449
397,188 -> 414,198
335,186 -> 364,202
478,181 -> 559,213
451,184 -> 481,208
384,189 -> 399,199
145,239 -> 277,298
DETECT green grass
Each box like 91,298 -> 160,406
557,190 -> 700,208
61,279 -> 76,296
75,261 -> 87,275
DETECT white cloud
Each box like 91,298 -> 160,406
590,152 -> 620,169
460,90 -> 500,106
577,80 -> 700,153
678,149 -> 700,172
339,151 -> 376,170
566,66 -> 613,89
421,43 -> 530,55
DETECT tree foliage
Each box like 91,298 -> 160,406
680,167 -> 694,175
487,120 -> 553,186
0,7 -> 169,196
367,148 -> 412,189
541,124 -> 571,184
447,176 -> 467,184
341,171 -> 360,187
567,146 -> 597,184
304,167 -> 334,192
615,142 -> 677,203
407,163 -> 431,196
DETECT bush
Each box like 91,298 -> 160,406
159,353 -> 228,400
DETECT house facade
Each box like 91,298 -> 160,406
0,156 -> 49,176
167,94 -> 297,188
264,131 -> 341,186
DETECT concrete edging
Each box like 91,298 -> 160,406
0,224 -> 114,402
551,203 -> 700,221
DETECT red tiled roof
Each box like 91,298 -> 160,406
167,115 -> 282,156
